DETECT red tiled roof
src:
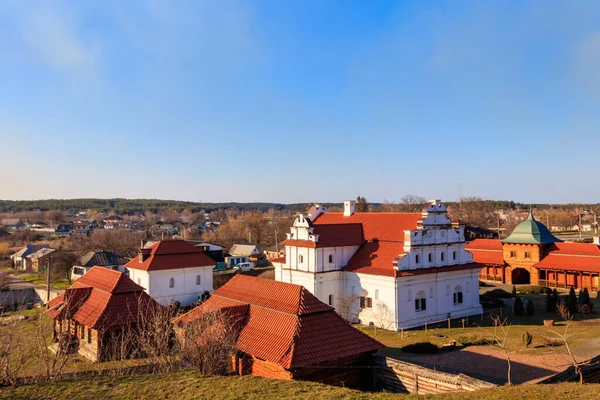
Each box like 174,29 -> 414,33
312,212 -> 420,242
343,242 -> 405,276
213,275 -> 332,315
282,239 -> 316,248
44,267 -> 162,330
534,242 -> 600,273
465,239 -> 504,265
282,223 -> 364,248
270,257 -> 286,264
174,275 -> 383,369
126,240 -> 216,271
395,262 -> 482,277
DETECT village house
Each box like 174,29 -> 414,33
0,218 -> 24,230
10,244 -> 50,269
125,240 -> 216,306
45,267 -> 161,362
71,251 -> 129,280
225,244 -> 260,267
467,212 -> 600,291
172,275 -> 383,388
272,200 -> 483,331
24,247 -> 56,272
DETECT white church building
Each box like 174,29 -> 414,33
272,200 -> 483,330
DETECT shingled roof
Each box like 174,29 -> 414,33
45,267 -> 161,330
80,251 -> 128,267
465,239 -> 505,265
126,240 -> 216,271
173,275 -> 383,369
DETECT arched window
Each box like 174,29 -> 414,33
169,278 -> 174,288
453,285 -> 463,305
299,255 -> 304,264
452,250 -> 457,260
375,289 -> 379,301
428,253 -> 432,263
328,254 -> 333,263
441,252 -> 445,262
196,275 -> 201,285
415,254 -> 420,264
328,294 -> 334,306
415,291 -> 427,312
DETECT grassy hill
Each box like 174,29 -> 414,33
0,370 -> 598,400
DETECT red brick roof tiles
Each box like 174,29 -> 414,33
126,240 -> 216,271
534,242 -> 600,273
312,212 -> 421,242
465,239 -> 504,265
270,256 -> 286,264
44,267 -> 162,330
342,241 -> 405,277
174,275 -> 383,369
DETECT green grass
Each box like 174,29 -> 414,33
16,273 -> 71,290
0,370 -> 598,400
360,293 -> 600,358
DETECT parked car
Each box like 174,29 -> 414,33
233,262 -> 254,272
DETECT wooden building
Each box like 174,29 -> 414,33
45,267 -> 161,362
173,275 -> 383,389
466,212 -> 600,290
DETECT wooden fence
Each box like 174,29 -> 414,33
375,356 -> 496,394
538,354 -> 600,384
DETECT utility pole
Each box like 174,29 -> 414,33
275,230 -> 279,254
46,255 -> 51,303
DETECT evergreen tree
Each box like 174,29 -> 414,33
578,289 -> 586,306
355,196 -> 369,212
513,296 -> 525,316
526,299 -> 535,316
582,288 -> 591,306
568,287 -> 578,315
511,285 -> 517,296
545,292 -> 553,312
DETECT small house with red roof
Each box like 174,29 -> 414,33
45,267 -> 161,362
125,240 -> 216,306
466,213 -> 600,290
172,275 -> 383,388
272,200 -> 483,330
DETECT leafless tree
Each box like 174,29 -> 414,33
480,315 -> 526,385
336,292 -> 361,323
372,302 -> 395,333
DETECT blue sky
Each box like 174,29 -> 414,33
1,1 -> 600,204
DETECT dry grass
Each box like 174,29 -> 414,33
0,370 -> 598,400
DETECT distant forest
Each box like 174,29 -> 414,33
0,198 -> 595,215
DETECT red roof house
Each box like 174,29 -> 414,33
125,240 -> 217,306
45,267 -> 162,362
173,275 -> 383,388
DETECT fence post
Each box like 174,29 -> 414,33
401,327 -> 404,339
447,318 -> 451,329
425,322 -> 427,333
461,319 -> 465,329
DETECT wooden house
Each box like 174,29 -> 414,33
45,267 -> 161,362
172,275 -> 383,389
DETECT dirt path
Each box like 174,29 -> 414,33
401,345 -> 597,384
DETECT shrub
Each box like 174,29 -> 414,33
522,331 -> 532,347
568,287 -> 578,315
578,304 -> 592,315
516,285 -> 547,294
484,289 -> 513,299
545,292 -> 555,312
526,299 -> 535,316
511,285 -> 517,295
456,334 -> 489,346
401,342 -> 439,354
513,297 -> 524,316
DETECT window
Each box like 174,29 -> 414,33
441,252 -> 445,262
137,278 -> 141,285
299,255 -> 304,264
375,289 -> 379,301
80,325 -> 85,339
169,278 -> 174,288
328,254 -> 334,263
510,251 -> 517,258
360,297 -> 373,309
428,253 -> 432,263
196,275 -> 202,285
453,286 -> 463,305
415,291 -> 427,312
524,251 -> 531,259
87,328 -> 92,344
328,294 -> 334,306
539,270 -> 546,280
452,251 -> 457,260
415,254 -> 420,264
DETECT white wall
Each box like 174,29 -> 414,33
127,266 -> 214,306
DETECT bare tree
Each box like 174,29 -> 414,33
336,292 -> 361,323
372,302 -> 395,333
480,315 -> 527,385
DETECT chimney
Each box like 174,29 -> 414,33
343,200 -> 356,217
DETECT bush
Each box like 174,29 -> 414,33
484,289 -> 513,299
526,299 -> 535,316
522,331 -> 533,347
516,285 -> 548,294
545,292 -> 556,312
401,342 -> 439,354
567,287 -> 578,315
513,297 -> 525,316
456,334 -> 489,346
511,285 -> 517,295
479,296 -> 505,308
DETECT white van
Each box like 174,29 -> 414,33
233,262 -> 254,272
